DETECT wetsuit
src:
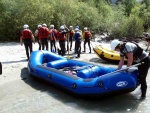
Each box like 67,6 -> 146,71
74,31 -> 82,58
83,31 -> 92,53
35,29 -> 41,50
57,30 -> 68,56
38,27 -> 50,50
67,30 -> 75,51
21,29 -> 33,60
49,29 -> 57,52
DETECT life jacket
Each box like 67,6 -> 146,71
84,31 -> 91,38
69,30 -> 74,37
50,29 -> 57,40
57,31 -> 66,41
22,29 -> 32,40
38,27 -> 50,39
120,42 -> 143,61
74,32 -> 81,42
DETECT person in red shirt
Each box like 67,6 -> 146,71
20,24 -> 35,60
38,23 -> 50,50
57,25 -> 69,56
49,24 -> 58,52
67,26 -> 75,51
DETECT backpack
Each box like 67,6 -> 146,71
57,31 -> 66,40
22,29 -> 32,39
39,27 -> 49,38
85,31 -> 91,38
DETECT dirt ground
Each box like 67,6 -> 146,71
0,41 -> 149,113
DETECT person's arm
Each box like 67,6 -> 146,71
31,34 -> 35,44
30,30 -> 35,44
35,30 -> 38,37
20,36 -> 23,46
90,32 -> 92,38
126,52 -> 133,67
82,32 -> 85,40
64,24 -> 69,32
117,56 -> 124,70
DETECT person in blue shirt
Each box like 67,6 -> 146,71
73,28 -> 82,58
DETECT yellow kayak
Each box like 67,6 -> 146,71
94,45 -> 150,63
93,45 -> 127,63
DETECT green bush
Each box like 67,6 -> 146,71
0,0 -> 149,41
124,16 -> 144,39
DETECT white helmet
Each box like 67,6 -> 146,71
42,23 -> 47,27
110,39 -> 120,51
23,24 -> 29,29
84,27 -> 88,30
38,25 -> 42,28
50,24 -> 54,28
60,26 -> 64,30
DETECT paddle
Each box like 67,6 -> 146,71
105,62 -> 144,75
0,62 -> 2,75
67,34 -> 70,59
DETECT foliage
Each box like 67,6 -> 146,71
123,16 -> 144,39
0,0 -> 150,41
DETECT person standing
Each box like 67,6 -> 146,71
73,27 -> 82,58
82,27 -> 92,53
49,24 -> 58,52
67,26 -> 75,51
57,25 -> 69,56
145,33 -> 150,51
38,23 -> 50,50
74,26 -> 82,53
20,24 -> 35,60
110,39 -> 150,98
35,24 -> 42,50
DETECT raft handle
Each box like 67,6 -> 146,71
72,83 -> 77,89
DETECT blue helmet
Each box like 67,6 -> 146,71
75,26 -> 79,29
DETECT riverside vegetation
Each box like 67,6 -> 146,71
0,0 -> 150,41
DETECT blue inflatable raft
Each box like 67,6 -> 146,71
28,51 -> 140,97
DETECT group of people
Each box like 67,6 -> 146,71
20,24 -> 92,60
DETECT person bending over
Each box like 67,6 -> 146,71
110,39 -> 150,98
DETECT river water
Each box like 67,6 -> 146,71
0,42 -> 149,113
